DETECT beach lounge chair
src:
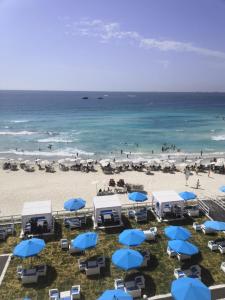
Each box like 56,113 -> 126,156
124,281 -> 142,298
135,275 -> 145,289
143,227 -> 157,241
114,278 -> 125,290
208,240 -> 219,251
97,256 -> 106,268
60,239 -> 69,250
69,241 -> 83,254
140,250 -> 150,267
85,261 -> 100,276
71,285 -> 81,299
220,262 -> 225,273
174,265 -> 201,279
218,242 -> 225,254
49,288 -> 60,300
193,222 -> 202,231
177,253 -> 191,261
167,246 -> 177,258
21,268 -> 38,284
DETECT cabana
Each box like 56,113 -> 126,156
21,200 -> 54,238
152,190 -> 184,221
93,195 -> 122,229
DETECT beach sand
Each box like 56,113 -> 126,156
0,166 -> 224,216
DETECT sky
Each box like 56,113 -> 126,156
0,0 -> 225,92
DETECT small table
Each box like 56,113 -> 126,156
60,290 -> 71,300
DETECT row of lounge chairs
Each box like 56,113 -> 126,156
64,216 -> 86,230
17,264 -> 47,284
49,285 -> 80,299
0,223 -> 15,240
114,275 -> 145,298
78,256 -> 105,276
174,264 -> 201,280
208,238 -> 225,253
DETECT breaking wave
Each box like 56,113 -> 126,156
38,137 -> 73,143
0,131 -> 36,136
211,135 -> 225,141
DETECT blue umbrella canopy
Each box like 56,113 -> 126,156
112,249 -> 143,271
64,198 -> 86,211
219,186 -> 225,192
128,192 -> 148,202
98,289 -> 132,300
72,232 -> 98,250
13,238 -> 45,258
171,277 -> 211,300
165,226 -> 191,241
168,240 -> 199,256
119,229 -> 145,246
204,220 -> 225,231
179,191 -> 197,201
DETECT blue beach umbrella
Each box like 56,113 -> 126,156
64,198 -> 86,211
168,240 -> 199,256
128,192 -> 148,202
13,238 -> 45,258
179,191 -> 197,201
72,232 -> 98,250
119,229 -> 145,246
98,289 -> 133,300
165,226 -> 191,241
112,249 -> 143,271
219,186 -> 225,192
204,220 -> 225,231
171,277 -> 211,300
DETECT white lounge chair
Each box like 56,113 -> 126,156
114,278 -> 125,290
220,262 -> 225,273
167,246 -> 177,257
60,239 -> 69,250
143,227 -> 157,241
208,240 -> 218,251
177,253 -> 191,261
125,281 -> 142,298
49,288 -> 60,300
21,269 -> 38,284
71,285 -> 81,299
193,222 -> 202,231
135,275 -> 145,289
218,244 -> 225,254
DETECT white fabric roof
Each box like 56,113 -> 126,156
93,195 -> 121,209
22,200 -> 52,216
152,190 -> 183,203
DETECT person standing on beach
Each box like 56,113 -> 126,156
196,179 -> 200,189
200,150 -> 203,156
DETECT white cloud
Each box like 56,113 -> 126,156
65,19 -> 225,60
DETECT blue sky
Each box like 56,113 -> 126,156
0,0 -> 225,91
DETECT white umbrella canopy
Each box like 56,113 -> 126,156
87,159 -> 94,164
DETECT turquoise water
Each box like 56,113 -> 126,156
0,90 -> 225,158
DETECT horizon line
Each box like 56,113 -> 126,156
1,89 -> 225,94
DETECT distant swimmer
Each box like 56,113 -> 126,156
48,144 -> 53,150
120,149 -> 123,155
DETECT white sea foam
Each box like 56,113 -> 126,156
38,137 -> 74,143
10,120 -> 30,123
0,147 -> 94,157
0,131 -> 36,136
211,135 -> 225,141
175,129 -> 184,132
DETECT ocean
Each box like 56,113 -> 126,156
0,90 -> 225,160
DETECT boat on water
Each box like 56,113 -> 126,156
81,96 -> 88,99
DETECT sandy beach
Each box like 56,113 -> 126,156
0,166 -> 224,217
